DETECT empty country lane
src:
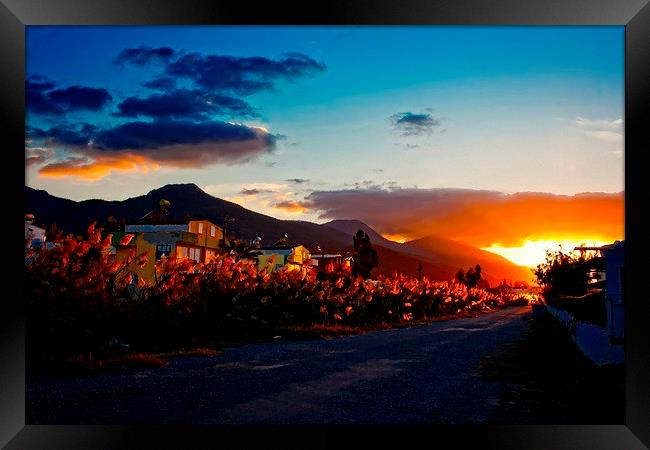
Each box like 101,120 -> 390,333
27,305 -> 532,424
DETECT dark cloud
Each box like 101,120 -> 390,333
28,119 -> 277,174
305,186 -> 624,247
26,47 -> 326,179
390,112 -> 440,136
286,178 -> 310,184
240,188 -> 274,196
114,89 -> 257,120
26,78 -> 112,115
26,79 -> 63,115
28,123 -> 100,146
47,86 -> 113,111
142,77 -> 177,91
30,119 -> 274,151
114,46 -> 176,65
163,52 -> 326,95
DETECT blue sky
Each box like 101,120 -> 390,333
25,26 -> 624,238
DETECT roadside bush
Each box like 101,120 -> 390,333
534,249 -> 595,299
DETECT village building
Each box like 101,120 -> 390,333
574,240 -> 625,343
24,214 -> 46,250
257,242 -> 312,277
111,199 -> 224,284
310,253 -> 351,274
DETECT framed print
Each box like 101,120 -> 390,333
2,0 -> 649,448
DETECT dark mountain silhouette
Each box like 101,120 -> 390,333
325,219 -> 533,284
25,183 -> 353,250
25,184 -> 532,283
403,235 -> 533,284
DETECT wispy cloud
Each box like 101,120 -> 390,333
286,178 -> 310,184
563,116 -> 623,145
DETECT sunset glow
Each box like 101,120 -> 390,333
38,154 -> 160,181
481,238 -> 613,268
381,233 -> 408,244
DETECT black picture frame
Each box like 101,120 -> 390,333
2,0 -> 649,448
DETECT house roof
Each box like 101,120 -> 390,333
125,224 -> 189,232
259,243 -> 305,250
574,240 -> 624,252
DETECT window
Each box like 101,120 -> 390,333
156,244 -> 172,260
189,247 -> 201,262
198,223 -> 204,234
210,225 -> 216,237
177,247 -> 188,258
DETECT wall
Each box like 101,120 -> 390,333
258,253 -> 284,272
114,234 -> 157,284
604,242 -> 625,341
544,302 -> 624,366
188,220 -> 222,249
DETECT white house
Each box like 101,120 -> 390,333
575,240 -> 625,343
25,214 -> 46,249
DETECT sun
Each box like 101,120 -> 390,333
482,238 -> 613,268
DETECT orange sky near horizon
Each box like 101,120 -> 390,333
376,191 -> 624,268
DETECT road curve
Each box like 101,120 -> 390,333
27,305 -> 532,424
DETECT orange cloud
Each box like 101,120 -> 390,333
307,188 -> 624,248
273,200 -> 309,214
438,192 -> 623,247
38,154 -> 160,181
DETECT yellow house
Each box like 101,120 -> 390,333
113,219 -> 224,285
188,220 -> 223,263
113,233 -> 157,286
257,244 -> 312,276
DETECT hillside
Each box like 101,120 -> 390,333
325,219 -> 532,284
25,184 -> 352,251
404,235 -> 534,284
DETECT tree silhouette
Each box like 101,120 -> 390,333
352,229 -> 379,279
456,264 -> 483,288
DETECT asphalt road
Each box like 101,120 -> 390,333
27,305 -> 532,424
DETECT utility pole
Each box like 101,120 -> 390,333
222,215 -> 235,247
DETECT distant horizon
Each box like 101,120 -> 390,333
25,26 -> 624,267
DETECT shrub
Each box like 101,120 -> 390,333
534,249 -> 595,299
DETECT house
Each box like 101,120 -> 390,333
111,232 -> 158,285
257,243 -> 312,276
115,213 -> 224,284
24,214 -> 46,249
310,253 -> 349,274
574,240 -> 625,343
